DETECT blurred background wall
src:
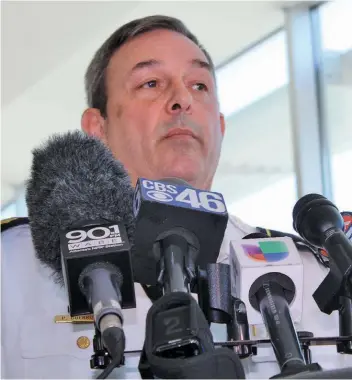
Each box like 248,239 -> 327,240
1,0 -> 351,232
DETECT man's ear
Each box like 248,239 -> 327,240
220,112 -> 226,136
81,108 -> 106,139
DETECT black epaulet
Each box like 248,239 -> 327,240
1,217 -> 29,233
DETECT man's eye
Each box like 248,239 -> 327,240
142,80 -> 157,88
193,83 -> 208,91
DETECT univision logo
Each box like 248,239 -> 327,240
242,241 -> 289,262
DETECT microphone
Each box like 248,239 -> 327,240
339,212 -> 352,354
25,131 -> 136,369
292,194 -> 352,313
293,195 -> 352,355
132,178 -> 246,378
315,211 -> 352,263
132,177 -> 228,356
229,235 -> 322,376
132,177 -> 229,290
230,234 -> 303,327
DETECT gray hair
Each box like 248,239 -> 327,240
84,15 -> 215,118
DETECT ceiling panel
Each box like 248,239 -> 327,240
1,1 -> 141,105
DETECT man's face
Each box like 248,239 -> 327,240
82,29 -> 225,189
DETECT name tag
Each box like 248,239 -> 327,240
54,314 -> 94,324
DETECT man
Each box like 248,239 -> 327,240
81,15 -> 224,191
1,15 -> 348,379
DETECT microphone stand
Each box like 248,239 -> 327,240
197,263 -> 257,359
90,328 -> 125,371
337,295 -> 352,354
138,233 -> 246,379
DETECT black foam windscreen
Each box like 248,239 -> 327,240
25,131 -> 135,281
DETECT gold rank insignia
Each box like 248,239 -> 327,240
77,336 -> 91,349
54,314 -> 94,324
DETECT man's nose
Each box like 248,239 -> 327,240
166,83 -> 192,115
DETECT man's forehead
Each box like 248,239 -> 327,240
128,58 -> 211,75
108,29 -> 210,75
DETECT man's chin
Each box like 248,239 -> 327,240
158,163 -> 203,187
155,143 -> 207,187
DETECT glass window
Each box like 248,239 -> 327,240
317,0 -> 352,212
216,31 -> 288,119
1,193 -> 28,219
214,31 -> 297,233
319,0 -> 352,53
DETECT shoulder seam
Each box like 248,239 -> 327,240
1,217 -> 29,232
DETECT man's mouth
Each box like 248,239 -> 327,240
164,128 -> 197,140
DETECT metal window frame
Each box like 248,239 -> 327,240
283,1 -> 333,200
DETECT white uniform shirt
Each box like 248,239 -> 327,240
1,215 -> 351,379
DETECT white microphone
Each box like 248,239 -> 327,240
230,236 -> 303,325
230,237 -> 303,325
229,235 -> 308,375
